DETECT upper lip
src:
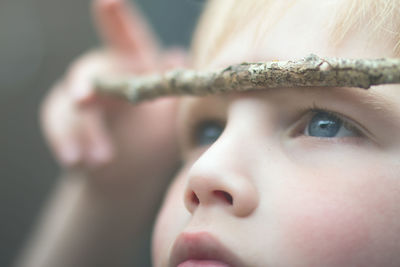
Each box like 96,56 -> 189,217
168,231 -> 244,267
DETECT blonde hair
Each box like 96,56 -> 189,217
191,0 -> 400,68
332,0 -> 400,49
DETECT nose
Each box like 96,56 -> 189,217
183,136 -> 259,217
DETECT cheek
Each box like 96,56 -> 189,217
152,169 -> 190,267
281,191 -> 369,266
277,166 -> 400,266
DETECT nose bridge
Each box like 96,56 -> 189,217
184,123 -> 259,217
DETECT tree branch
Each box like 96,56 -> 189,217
94,54 -> 400,103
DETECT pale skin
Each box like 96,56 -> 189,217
18,0 -> 183,266
153,1 -> 400,267
20,0 -> 400,266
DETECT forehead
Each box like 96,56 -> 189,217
194,0 -> 397,69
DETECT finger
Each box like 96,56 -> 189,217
66,51 -> 110,104
53,137 -> 82,167
40,83 -> 83,166
92,0 -> 159,70
80,106 -> 114,167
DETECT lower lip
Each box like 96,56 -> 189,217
178,260 -> 231,267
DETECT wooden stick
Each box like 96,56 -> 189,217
94,54 -> 400,103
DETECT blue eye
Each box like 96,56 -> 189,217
305,111 -> 359,138
195,121 -> 224,146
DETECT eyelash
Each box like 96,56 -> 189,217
293,104 -> 365,139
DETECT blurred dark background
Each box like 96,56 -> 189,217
0,0 -> 202,265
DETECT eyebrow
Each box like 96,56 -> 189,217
348,89 -> 400,125
182,84 -> 399,123
356,91 -> 397,112
94,54 -> 400,104
332,85 -> 398,113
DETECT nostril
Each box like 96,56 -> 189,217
213,190 -> 233,205
191,191 -> 200,205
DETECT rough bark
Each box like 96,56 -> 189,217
94,54 -> 400,103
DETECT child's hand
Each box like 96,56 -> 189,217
41,0 -> 185,179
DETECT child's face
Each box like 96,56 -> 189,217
153,1 -> 400,266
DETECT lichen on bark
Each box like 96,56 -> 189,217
95,54 -> 400,103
